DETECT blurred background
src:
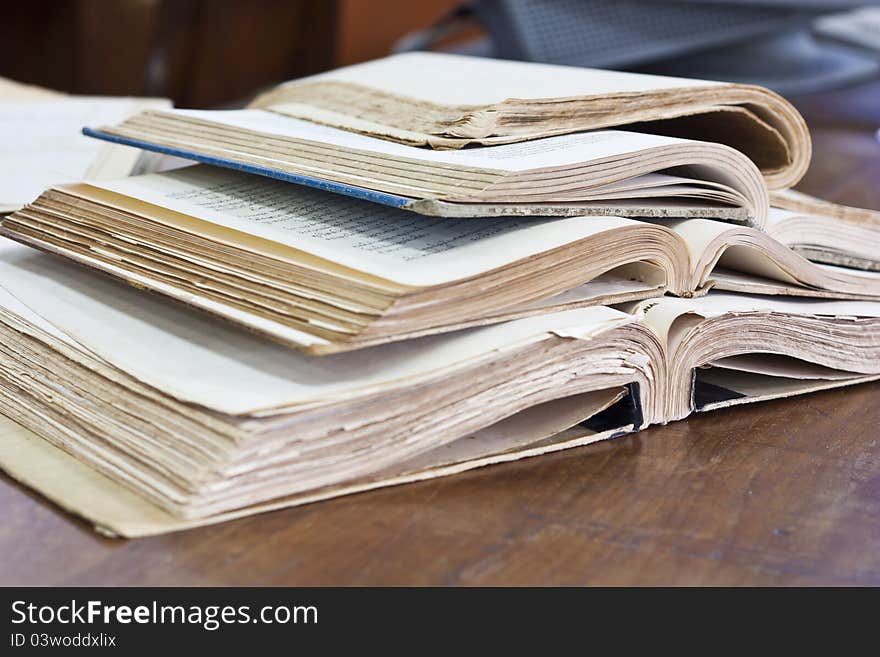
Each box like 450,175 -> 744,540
2,0 -> 878,113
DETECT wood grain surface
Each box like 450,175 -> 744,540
2,84 -> 879,587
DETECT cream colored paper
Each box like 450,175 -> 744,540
0,97 -> 169,210
0,238 -> 634,415
165,109 -> 689,173
89,165 -> 648,286
299,52 -> 719,105
709,354 -> 858,380
676,292 -> 880,319
697,369 -> 880,412
0,390 -> 630,537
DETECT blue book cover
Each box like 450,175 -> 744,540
82,127 -> 754,224
82,127 -> 419,211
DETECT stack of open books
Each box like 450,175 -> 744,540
2,53 -> 879,536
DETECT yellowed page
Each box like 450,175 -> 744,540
697,369 -> 879,414
89,166 -> 646,286
769,189 -> 880,228
709,354 -> 858,380
162,109 -> 690,172
666,218 -> 804,286
0,238 -> 634,416
0,389 -> 630,537
669,212 -> 880,294
633,292 -> 880,358
294,52 -> 720,106
647,292 -> 880,324
247,51 -> 807,191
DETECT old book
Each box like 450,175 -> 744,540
245,52 -> 810,190
770,189 -> 880,229
82,102 -> 771,223
4,165 -> 880,354
0,239 -> 878,536
768,189 -> 880,271
0,89 -> 170,214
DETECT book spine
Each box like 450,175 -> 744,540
81,128 -> 417,211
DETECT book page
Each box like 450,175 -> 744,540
633,292 -> 880,356
709,354 -> 857,380
709,267 -> 880,302
164,109 -> 685,172
769,189 -> 880,227
0,394 -> 632,537
296,52 -> 719,106
648,292 -> 880,321
379,389 -> 625,472
667,216 -> 861,288
662,218 -> 732,276
765,207 -> 801,226
696,369 -> 878,411
0,97 -> 169,210
0,238 -> 634,415
0,279 -> 79,349
87,166 -> 644,286
764,208 -> 880,272
686,292 -> 880,318
0,76 -> 60,100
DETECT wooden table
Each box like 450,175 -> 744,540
2,85 -> 879,587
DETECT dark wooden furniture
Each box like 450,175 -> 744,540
2,83 -> 879,587
0,0 -> 338,107
0,0 -> 460,107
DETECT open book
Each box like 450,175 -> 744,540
246,52 -> 810,190
769,189 -> 880,271
0,239 -> 878,536
4,165 -> 880,354
771,189 -> 880,230
84,107 -> 769,222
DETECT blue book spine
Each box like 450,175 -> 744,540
82,127 -> 416,211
